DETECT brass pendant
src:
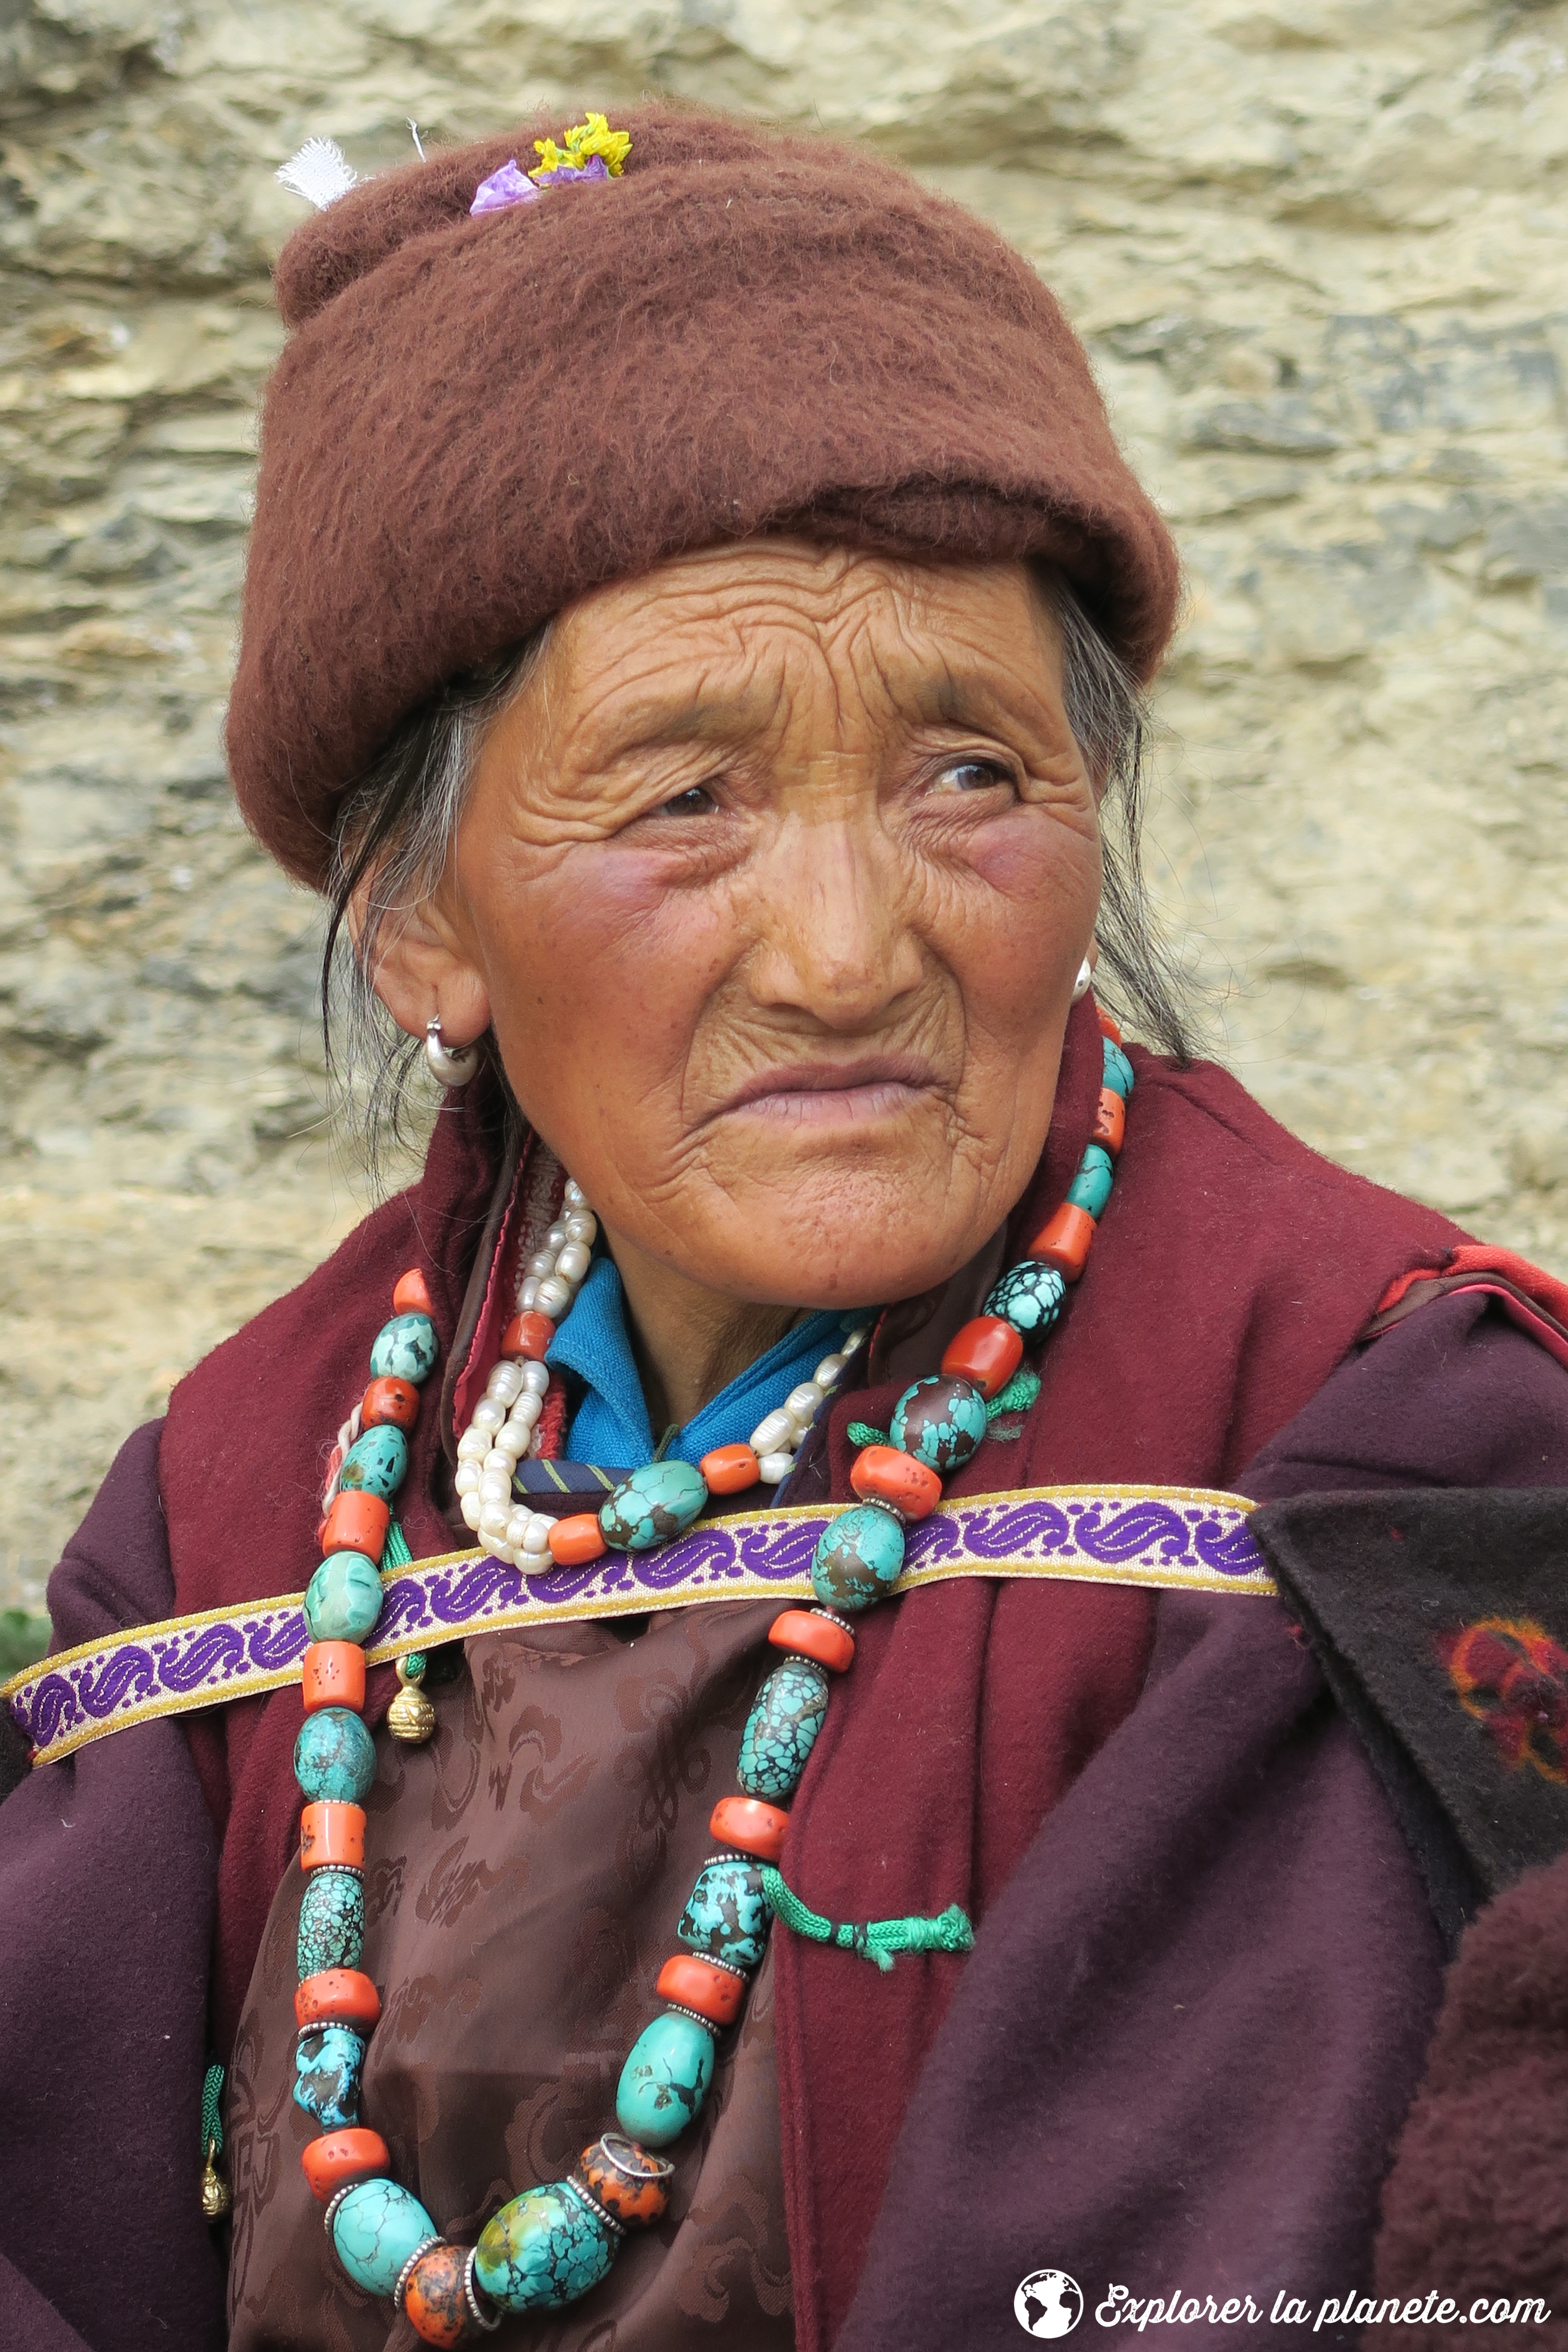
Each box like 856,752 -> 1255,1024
200,2138 -> 232,2221
387,1651 -> 436,1745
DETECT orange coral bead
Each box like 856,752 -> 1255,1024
295,1967 -> 381,2031
403,2243 -> 469,2345
1028,1201 -> 1096,1283
698,1442 -> 760,1495
849,1446 -> 942,1520
1091,1086 -> 1126,1160
301,1640 -> 367,1715
709,1794 -> 789,1861
940,1314 -> 1024,1401
361,1374 -> 420,1430
392,1268 -> 435,1317
300,1801 -> 365,1872
769,1608 -> 855,1673
656,1951 -> 746,2025
1096,1008 -> 1123,1044
500,1310 -> 556,1361
322,1489 -> 389,1562
548,1513 -> 607,1566
300,2126 -> 389,2202
577,2135 -> 674,2227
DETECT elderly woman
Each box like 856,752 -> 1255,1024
6,106 -> 1568,2352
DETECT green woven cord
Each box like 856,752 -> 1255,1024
986,1368 -> 1041,1420
845,1422 -> 888,1449
383,1519 -> 413,1572
201,2060 -> 225,2159
761,1866 -> 974,1974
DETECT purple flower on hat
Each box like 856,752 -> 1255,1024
470,158 -> 542,217
531,154 -> 611,189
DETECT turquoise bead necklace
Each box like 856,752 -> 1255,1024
260,1015 -> 1134,2340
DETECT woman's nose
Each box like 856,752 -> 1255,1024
742,810 -> 925,1031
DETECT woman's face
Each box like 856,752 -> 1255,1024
409,539 -> 1102,1310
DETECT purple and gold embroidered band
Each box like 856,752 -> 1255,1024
4,1485 -> 1271,1769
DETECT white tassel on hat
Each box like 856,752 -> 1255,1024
276,137 -> 358,210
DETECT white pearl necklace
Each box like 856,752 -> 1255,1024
452,1179 -> 597,1565
746,1335 -> 867,1484
450,1176 -> 868,1563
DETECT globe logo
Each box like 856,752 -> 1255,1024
1014,2269 -> 1084,2338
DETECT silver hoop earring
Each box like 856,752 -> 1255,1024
1072,956 -> 1094,1004
425,1017 -> 479,1087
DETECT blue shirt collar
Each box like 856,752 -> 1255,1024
545,1251 -> 860,1468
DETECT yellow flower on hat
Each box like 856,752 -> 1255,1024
531,112 -> 632,182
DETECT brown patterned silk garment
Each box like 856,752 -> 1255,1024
227,1601 -> 795,2350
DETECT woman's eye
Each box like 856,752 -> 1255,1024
656,783 -> 719,817
934,757 -> 1012,794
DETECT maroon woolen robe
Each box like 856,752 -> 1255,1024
9,997 -> 1568,2350
151,998 -> 1461,2335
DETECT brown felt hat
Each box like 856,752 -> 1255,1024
228,106 -> 1180,888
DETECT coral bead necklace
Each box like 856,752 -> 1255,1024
284,1016 -> 1133,2339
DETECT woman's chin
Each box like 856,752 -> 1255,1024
600,1127 -> 1026,1311
668,1208 -> 991,1316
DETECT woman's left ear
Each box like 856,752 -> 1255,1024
349,880 -> 492,1055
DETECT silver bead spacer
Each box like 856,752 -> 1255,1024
322,2183 -> 356,2237
662,1999 -> 722,2030
393,2234 -> 441,2311
463,2246 -> 503,2332
808,1606 -> 855,1636
697,1951 -> 750,1982
561,2172 -> 626,2240
589,2130 -> 676,2187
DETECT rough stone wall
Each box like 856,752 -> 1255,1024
3,0 -> 1567,1611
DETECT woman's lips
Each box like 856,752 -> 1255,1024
713,1058 -> 941,1128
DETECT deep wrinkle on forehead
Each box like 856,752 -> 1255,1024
536,549 -> 1077,785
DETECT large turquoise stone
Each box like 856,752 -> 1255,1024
304,1551 -> 384,1645
679,1856 -> 772,1968
336,1424 -> 408,1501
738,1658 -> 829,1800
474,2180 -> 617,2312
984,1260 -> 1066,1336
293,2024 -> 365,2128
1102,1037 -> 1136,1099
1066,1144 -> 1114,1219
330,2177 -> 436,2296
889,1374 -> 988,1474
294,1707 -> 376,1805
615,2009 -> 715,2147
600,1459 -> 708,1553
811,1503 -> 905,1614
297,1865 -> 364,1977
369,1312 -> 438,1385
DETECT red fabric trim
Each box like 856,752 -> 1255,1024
1446,1244 -> 1568,1328
534,1381 -> 570,1461
1376,1245 -> 1568,1331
